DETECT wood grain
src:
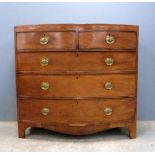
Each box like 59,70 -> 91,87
79,31 -> 136,50
16,52 -> 137,73
17,74 -> 136,98
15,24 -> 138,138
18,98 -> 135,123
15,24 -> 138,32
17,31 -> 76,51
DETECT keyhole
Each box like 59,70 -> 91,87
75,52 -> 79,57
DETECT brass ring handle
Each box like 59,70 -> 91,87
40,36 -> 49,45
41,107 -> 50,115
105,35 -> 115,44
105,57 -> 114,66
41,82 -> 49,90
40,58 -> 49,66
104,107 -> 112,116
105,82 -> 113,90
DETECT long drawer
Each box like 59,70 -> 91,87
16,52 -> 137,73
17,74 -> 136,98
19,98 -> 135,124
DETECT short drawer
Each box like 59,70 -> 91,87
16,31 -> 76,51
79,31 -> 137,50
17,74 -> 136,98
16,52 -> 137,73
18,98 -> 135,124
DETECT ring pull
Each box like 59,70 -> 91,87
105,35 -> 115,45
40,34 -> 49,45
40,57 -> 49,66
104,107 -> 112,116
41,82 -> 50,90
104,82 -> 113,90
105,57 -> 114,66
41,108 -> 50,115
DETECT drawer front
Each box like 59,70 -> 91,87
16,52 -> 137,73
17,75 -> 136,98
18,98 -> 135,124
16,31 -> 76,51
79,31 -> 136,50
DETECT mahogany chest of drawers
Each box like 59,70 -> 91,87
15,24 -> 138,138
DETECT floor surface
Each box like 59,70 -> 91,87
0,121 -> 155,152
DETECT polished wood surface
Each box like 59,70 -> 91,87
19,98 -> 135,123
15,24 -> 138,139
17,74 -> 136,98
79,31 -> 136,50
15,24 -> 138,32
17,32 -> 76,51
16,52 -> 136,73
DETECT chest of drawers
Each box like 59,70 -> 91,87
15,24 -> 138,138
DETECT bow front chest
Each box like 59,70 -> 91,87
15,24 -> 138,138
